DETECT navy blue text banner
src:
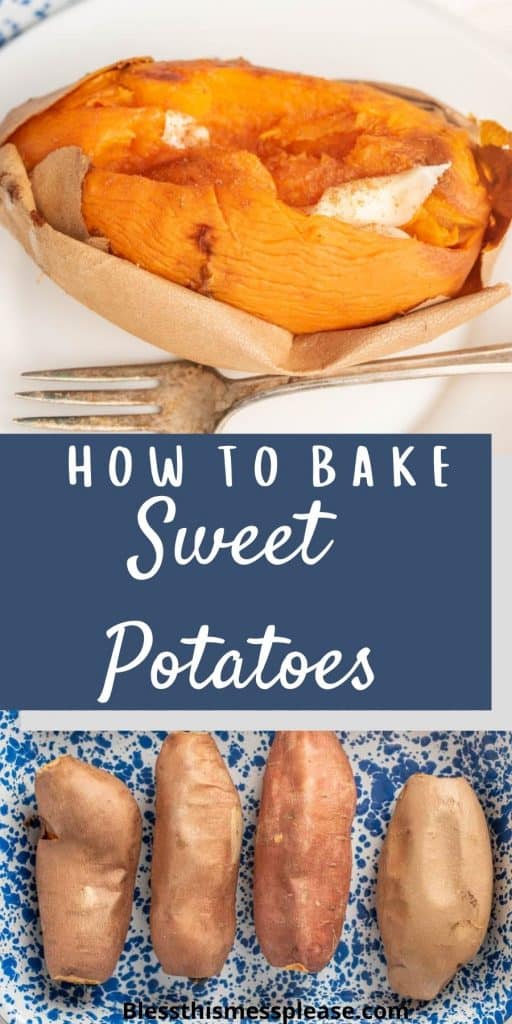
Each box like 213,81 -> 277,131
1,435 -> 491,711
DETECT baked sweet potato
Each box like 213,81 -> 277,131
0,58 -> 510,374
376,773 -> 493,1001
150,732 -> 243,978
35,755 -> 142,985
3,57 -> 506,335
253,731 -> 357,972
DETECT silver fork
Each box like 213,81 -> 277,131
15,342 -> 512,433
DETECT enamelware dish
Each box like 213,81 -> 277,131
0,714 -> 511,1023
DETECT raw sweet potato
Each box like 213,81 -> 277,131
150,732 -> 243,978
35,755 -> 142,985
253,731 -> 357,972
2,58 -> 510,336
376,773 -> 493,1001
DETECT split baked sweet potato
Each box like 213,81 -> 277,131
151,732 -> 243,978
1,58 -> 510,373
4,57 -> 507,334
35,755 -> 142,985
253,731 -> 357,972
376,773 -> 493,1001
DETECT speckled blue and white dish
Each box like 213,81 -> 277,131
0,714 -> 511,1024
0,0 -> 75,48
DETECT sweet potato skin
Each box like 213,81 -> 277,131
35,755 -> 142,985
253,731 -> 357,972
150,732 -> 243,978
376,774 -> 493,1001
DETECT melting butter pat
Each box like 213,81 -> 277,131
162,111 -> 210,149
309,163 -> 451,234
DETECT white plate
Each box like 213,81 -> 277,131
0,0 -> 511,438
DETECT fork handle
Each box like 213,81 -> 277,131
227,343 -> 512,405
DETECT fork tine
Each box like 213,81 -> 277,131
21,362 -> 169,383
14,414 -> 160,432
16,389 -> 160,407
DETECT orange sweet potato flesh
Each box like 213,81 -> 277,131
253,731 -> 357,972
9,58 -> 499,333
